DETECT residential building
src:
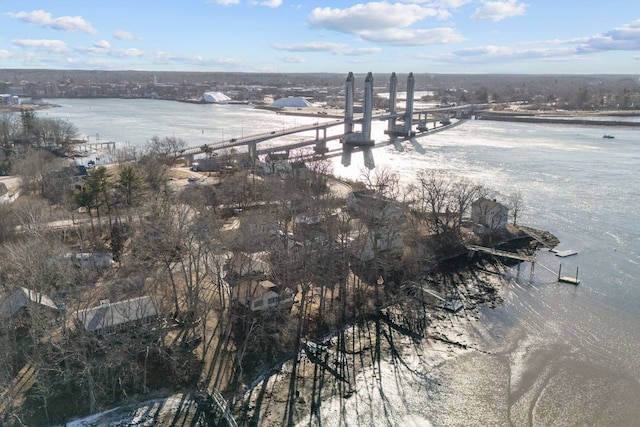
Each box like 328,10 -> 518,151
74,296 -> 158,335
231,280 -> 293,311
471,197 -> 509,231
0,287 -> 59,321
227,251 -> 271,278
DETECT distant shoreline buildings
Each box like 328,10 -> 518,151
1,70 -> 639,111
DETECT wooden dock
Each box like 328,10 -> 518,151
466,245 -> 535,263
558,276 -> 580,285
76,141 -> 116,152
558,264 -> 580,285
550,249 -> 578,258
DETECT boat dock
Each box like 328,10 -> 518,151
466,245 -> 535,263
550,249 -> 578,258
557,264 -> 580,285
75,141 -> 117,152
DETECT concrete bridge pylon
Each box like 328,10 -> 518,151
384,72 -> 416,139
341,71 -> 375,168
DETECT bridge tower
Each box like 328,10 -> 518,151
386,72 -> 399,136
341,72 -> 375,168
384,72 -> 416,139
404,72 -> 415,136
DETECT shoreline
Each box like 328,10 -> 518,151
233,228 -> 557,425
477,110 -> 640,126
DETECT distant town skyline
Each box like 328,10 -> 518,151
1,1 -> 639,75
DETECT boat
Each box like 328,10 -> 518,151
603,134 -> 615,139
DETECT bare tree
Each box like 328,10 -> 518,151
412,170 -> 487,247
146,136 -> 185,162
1,112 -> 21,148
359,166 -> 401,200
33,118 -> 78,153
508,191 -> 524,226
13,148 -> 65,197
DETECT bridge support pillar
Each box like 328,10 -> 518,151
404,72 -> 415,136
341,72 -> 375,168
384,72 -> 416,139
248,141 -> 257,159
314,127 -> 328,154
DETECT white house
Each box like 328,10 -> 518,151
232,280 -> 293,311
74,296 -> 158,335
471,198 -> 509,231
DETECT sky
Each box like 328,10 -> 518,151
1,1 -> 639,74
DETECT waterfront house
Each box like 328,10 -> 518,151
231,280 -> 293,311
74,296 -> 158,335
471,197 -> 509,231
344,219 -> 404,262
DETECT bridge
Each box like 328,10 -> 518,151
182,72 -> 488,169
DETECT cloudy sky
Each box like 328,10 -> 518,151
1,1 -> 639,74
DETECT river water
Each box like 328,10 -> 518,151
42,99 -> 640,426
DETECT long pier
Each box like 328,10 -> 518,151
466,245 -> 535,263
75,140 -> 117,152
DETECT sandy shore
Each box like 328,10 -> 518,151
234,259 -> 516,426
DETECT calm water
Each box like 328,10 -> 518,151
331,119 -> 640,426
43,99 -> 640,425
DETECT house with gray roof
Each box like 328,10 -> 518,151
0,287 -> 59,320
74,296 -> 158,335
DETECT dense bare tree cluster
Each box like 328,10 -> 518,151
0,127 -> 531,425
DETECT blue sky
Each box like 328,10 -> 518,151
1,1 -> 639,74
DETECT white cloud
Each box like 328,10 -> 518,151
114,30 -> 135,41
151,51 -> 247,69
0,50 -> 13,59
471,0 -> 527,22
94,40 -> 111,49
359,27 -> 465,45
119,48 -> 145,58
578,20 -> 640,52
434,44 -> 578,65
12,39 -> 68,53
272,42 -> 348,52
428,19 -> 640,67
342,47 -> 382,56
309,2 -> 441,33
401,0 -> 472,7
278,54 -> 306,63
252,0 -> 283,7
6,9 -> 97,34
209,0 -> 240,5
272,42 -> 381,58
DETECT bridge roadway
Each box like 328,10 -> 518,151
254,117 -> 470,159
180,103 -> 485,158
